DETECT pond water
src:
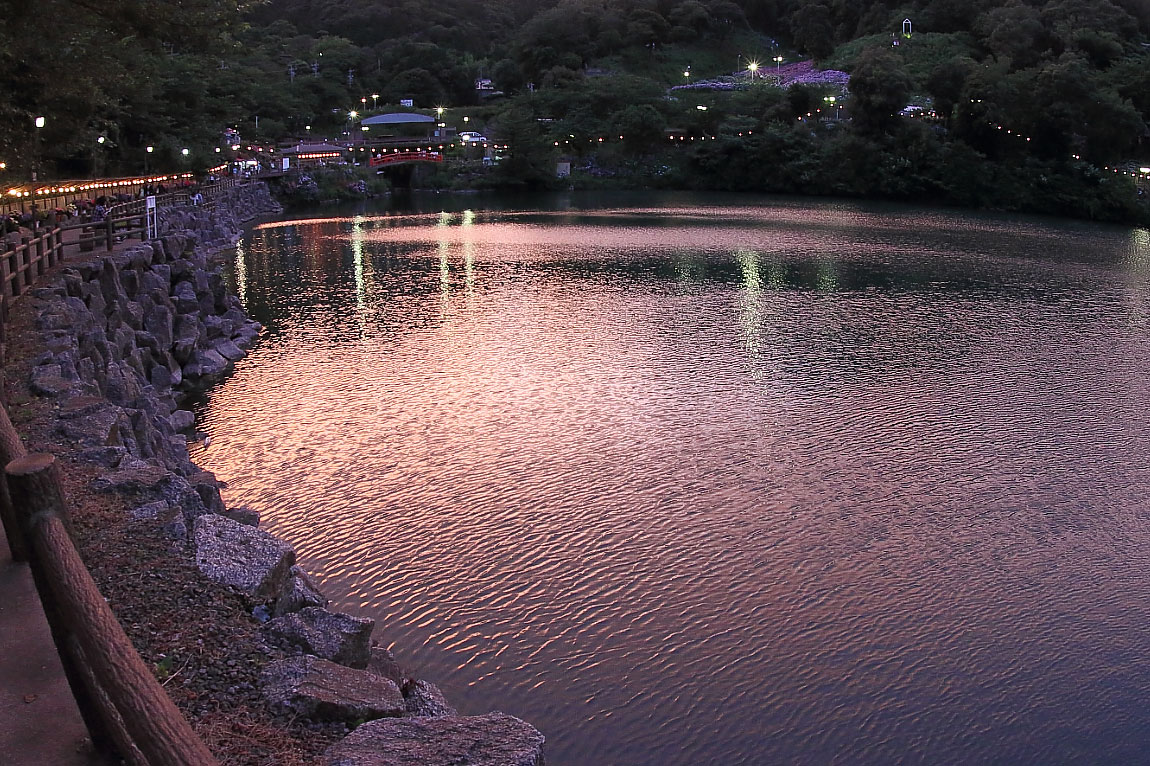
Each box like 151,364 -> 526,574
192,192 -> 1150,765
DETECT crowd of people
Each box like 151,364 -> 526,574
3,177 -> 215,237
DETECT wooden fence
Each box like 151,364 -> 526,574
0,178 -> 242,330
2,443 -> 219,765
0,178 -> 245,764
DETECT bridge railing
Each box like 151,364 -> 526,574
369,150 -> 444,168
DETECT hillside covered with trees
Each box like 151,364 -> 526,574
4,0 -> 1150,221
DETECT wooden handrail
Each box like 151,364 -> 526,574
0,399 -> 27,561
6,453 -> 220,765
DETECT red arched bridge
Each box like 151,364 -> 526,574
369,150 -> 444,168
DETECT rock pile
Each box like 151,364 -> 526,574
20,183 -> 545,765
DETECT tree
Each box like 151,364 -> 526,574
926,57 -> 976,124
491,104 -> 556,188
612,104 -> 667,152
789,1 -> 836,59
974,3 -> 1050,69
847,46 -> 913,134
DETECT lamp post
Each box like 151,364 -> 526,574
774,55 -> 783,75
33,116 -> 45,182
145,145 -> 153,175
372,93 -> 379,109
747,61 -> 759,79
93,135 -> 107,178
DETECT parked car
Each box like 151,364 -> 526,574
459,131 -> 488,143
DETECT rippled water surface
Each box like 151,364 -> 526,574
194,193 -> 1150,765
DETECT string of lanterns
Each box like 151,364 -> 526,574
7,173 -> 195,199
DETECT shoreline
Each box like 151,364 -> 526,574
1,183 -> 544,765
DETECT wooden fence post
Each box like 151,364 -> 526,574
105,217 -> 114,252
5,454 -> 117,756
6,453 -> 220,766
34,231 -> 45,278
51,225 -> 62,267
0,403 -> 28,561
1,242 -> 12,297
16,238 -> 29,293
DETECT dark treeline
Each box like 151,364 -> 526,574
3,0 -> 1150,221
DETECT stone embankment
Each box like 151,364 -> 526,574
16,183 -> 544,765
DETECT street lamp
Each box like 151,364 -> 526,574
372,93 -> 379,109
747,61 -> 759,79
683,65 -> 691,80
33,116 -> 45,182
93,135 -> 107,177
774,55 -> 784,74
145,145 -> 154,174
823,95 -> 838,121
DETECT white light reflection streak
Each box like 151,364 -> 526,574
350,215 -> 367,336
462,210 -> 475,296
437,211 -> 453,316
233,239 -> 248,308
735,249 -> 763,361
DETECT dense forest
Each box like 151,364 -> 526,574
3,0 -> 1150,220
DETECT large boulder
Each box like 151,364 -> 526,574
193,514 -> 295,604
30,364 -> 75,397
402,680 -> 457,718
191,347 -> 230,379
265,606 -> 373,668
272,565 -> 329,617
91,465 -> 205,517
261,655 -> 405,722
367,648 -> 403,686
320,713 -> 545,766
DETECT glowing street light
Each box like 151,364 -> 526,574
372,93 -> 379,109
774,55 -> 784,74
145,144 -> 154,174
747,61 -> 759,78
33,116 -> 45,181
683,65 -> 691,79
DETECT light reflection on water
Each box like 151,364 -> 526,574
197,194 -> 1150,765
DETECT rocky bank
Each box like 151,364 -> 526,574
6,183 -> 544,765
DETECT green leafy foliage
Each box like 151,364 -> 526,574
2,0 -> 1148,222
